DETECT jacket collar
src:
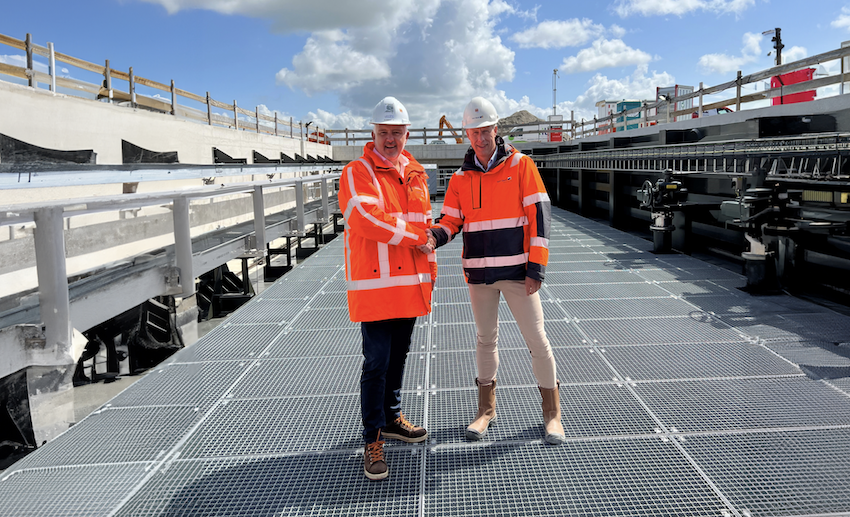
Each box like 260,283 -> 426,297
362,142 -> 425,179
461,135 -> 514,173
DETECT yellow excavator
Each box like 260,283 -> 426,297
438,115 -> 464,144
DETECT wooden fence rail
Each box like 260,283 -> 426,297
3,32 -> 849,146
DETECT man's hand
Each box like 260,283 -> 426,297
525,277 -> 541,296
417,229 -> 436,254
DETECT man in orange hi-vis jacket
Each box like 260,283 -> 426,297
429,97 -> 565,446
339,96 -> 437,481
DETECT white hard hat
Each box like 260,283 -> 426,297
370,96 -> 410,125
462,97 -> 498,129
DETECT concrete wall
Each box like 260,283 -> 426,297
0,80 -> 331,165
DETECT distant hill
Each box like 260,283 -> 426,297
497,110 -> 543,136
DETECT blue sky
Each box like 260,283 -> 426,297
2,0 -> 850,129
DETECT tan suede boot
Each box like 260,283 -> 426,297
539,382 -> 565,445
465,378 -> 496,440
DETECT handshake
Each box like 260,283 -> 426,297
417,229 -> 436,254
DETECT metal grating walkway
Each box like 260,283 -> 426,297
4,206 -> 850,516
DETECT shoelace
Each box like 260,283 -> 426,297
366,432 -> 385,463
395,415 -> 416,431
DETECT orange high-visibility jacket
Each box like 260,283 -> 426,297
431,138 -> 550,284
340,142 -> 437,322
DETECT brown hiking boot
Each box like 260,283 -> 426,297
364,431 -> 388,481
466,378 -> 497,440
382,414 -> 428,443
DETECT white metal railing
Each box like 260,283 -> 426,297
0,171 -> 341,358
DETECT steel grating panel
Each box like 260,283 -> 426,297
653,279 -> 740,297
547,282 -> 671,300
429,385 -> 657,443
432,274 -> 469,289
635,377 -> 850,432
684,294 -> 804,317
231,353 -> 427,397
178,393 -> 425,458
544,270 -> 646,285
776,312 -> 850,342
829,377 -> 850,395
559,296 -> 700,320
543,320 -> 589,347
432,286 -> 470,304
577,315 -> 748,346
321,277 -> 348,292
433,302 -> 475,324
682,429 -> 850,516
0,463 -> 153,517
265,327 -> 362,357
289,307 -> 359,330
425,440 -> 729,517
725,314 -> 812,343
231,356 -> 364,397
545,260 -> 622,272
553,347 -> 621,383
430,349 -> 544,389
106,361 -> 246,408
9,406 -> 199,469
258,279 -> 327,299
632,268 -> 698,282
436,264 -> 465,275
765,340 -> 850,366
601,342 -> 802,380
116,451 -> 423,517
224,298 -> 307,324
305,290 -> 348,309
179,323 -> 285,361
549,252 -> 609,262
282,265 -> 341,282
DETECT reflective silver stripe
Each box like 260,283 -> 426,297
427,253 -> 437,263
388,218 -> 408,246
454,168 -> 465,177
466,216 -> 527,233
442,205 -> 462,218
511,153 -> 523,167
347,273 -> 431,291
344,229 -> 353,281
523,192 -> 551,206
344,194 -> 378,220
378,242 -> 390,277
347,160 -> 420,245
463,253 -> 528,268
406,212 -> 427,223
531,237 -> 549,248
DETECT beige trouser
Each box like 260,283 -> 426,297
468,280 -> 557,389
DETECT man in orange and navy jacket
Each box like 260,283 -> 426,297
338,96 -> 437,481
429,96 -> 565,446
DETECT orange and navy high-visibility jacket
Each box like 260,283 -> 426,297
431,136 -> 550,284
339,142 -> 437,322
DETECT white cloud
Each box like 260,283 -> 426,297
308,108 -> 368,130
560,39 -> 654,74
833,6 -> 850,30
698,31 -> 762,74
511,19 -> 605,49
613,0 -> 754,17
275,30 -> 392,95
782,46 -> 808,65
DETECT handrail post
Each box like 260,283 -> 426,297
255,106 -> 260,134
233,100 -> 239,130
129,66 -> 136,108
206,92 -> 212,125
47,42 -> 56,92
170,80 -> 176,116
321,177 -> 330,223
26,33 -> 34,88
274,112 -> 278,136
252,186 -> 267,260
104,59 -> 112,103
698,82 -> 704,118
736,70 -> 742,111
290,117 -> 293,138
345,128 -> 349,146
173,197 -> 195,297
33,207 -> 72,357
295,178 -> 305,236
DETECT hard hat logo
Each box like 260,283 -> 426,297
371,96 -> 411,125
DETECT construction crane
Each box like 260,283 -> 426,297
438,115 -> 463,144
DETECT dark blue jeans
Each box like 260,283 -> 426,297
360,318 -> 416,442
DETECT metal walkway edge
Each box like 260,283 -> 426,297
3,206 -> 850,516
